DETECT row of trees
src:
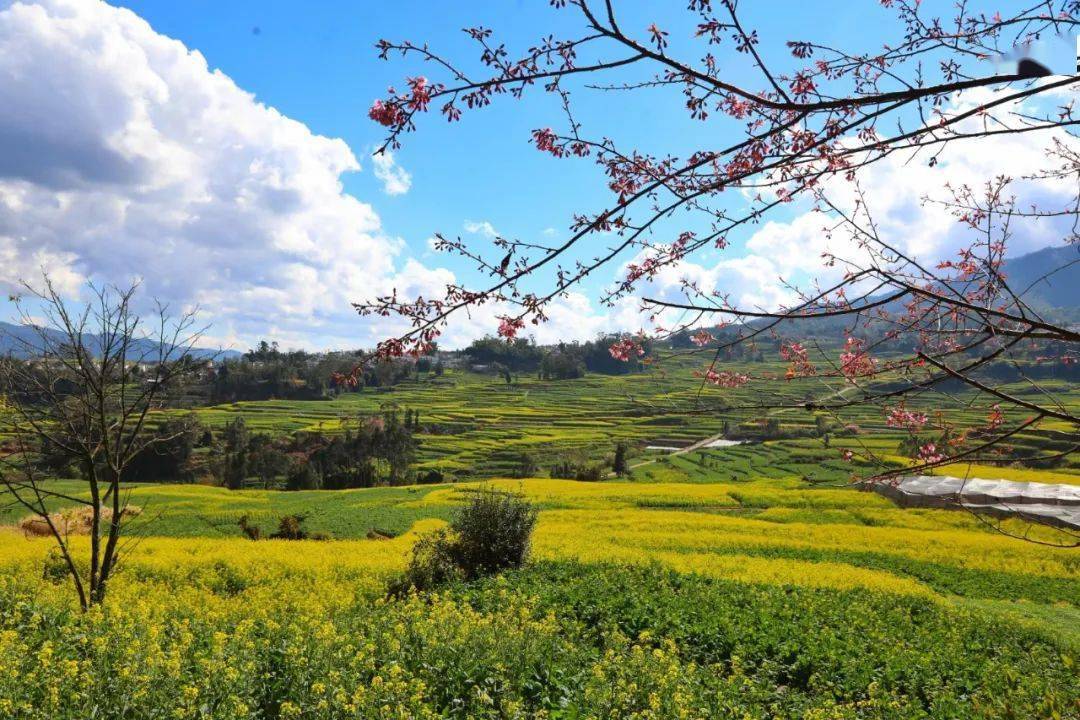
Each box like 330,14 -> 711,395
220,408 -> 421,490
28,403 -> 425,493
467,334 -> 654,379
209,340 -> 441,403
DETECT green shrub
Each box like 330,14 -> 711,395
391,488 -> 537,594
452,489 -> 538,579
388,528 -> 464,596
612,441 -> 629,475
41,548 -> 73,584
270,514 -> 308,540
236,514 -> 261,540
512,452 -> 539,478
417,468 -> 446,484
550,460 -> 605,481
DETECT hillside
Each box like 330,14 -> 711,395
1002,244 -> 1080,315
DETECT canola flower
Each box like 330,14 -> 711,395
1,470 -> 1078,719
1,560 -> 1075,720
2,477 -> 1076,602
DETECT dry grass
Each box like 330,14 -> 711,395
18,505 -> 142,537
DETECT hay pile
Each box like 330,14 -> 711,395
18,505 -> 142,537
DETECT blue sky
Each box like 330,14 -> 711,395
109,0 -> 863,268
0,1 -> 1072,351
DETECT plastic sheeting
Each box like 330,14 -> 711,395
872,475 -> 1080,530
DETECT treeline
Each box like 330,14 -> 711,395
41,406 -> 434,490
465,334 -> 654,380
219,407 -> 428,490
208,340 -> 442,402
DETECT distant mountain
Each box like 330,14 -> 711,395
702,244 -> 1080,343
0,320 -> 242,361
1001,244 -> 1080,316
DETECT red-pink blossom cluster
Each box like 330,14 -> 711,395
405,76 -> 432,111
839,337 -> 876,379
917,443 -> 946,464
497,316 -> 525,340
609,338 -> 646,362
368,76 -> 433,129
884,404 -> 929,431
532,128 -> 563,157
690,329 -> 714,347
697,369 -> 750,388
369,99 -> 406,127
780,342 -> 814,379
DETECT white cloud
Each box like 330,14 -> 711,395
8,2 -> 1067,352
738,89 -> 1079,292
371,150 -> 411,195
0,0 -> 449,350
628,89 -> 1080,325
615,246 -> 795,331
431,291 -> 623,348
463,219 -> 499,238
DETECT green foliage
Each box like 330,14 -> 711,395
172,355 -> 1080,479
416,468 -> 446,485
550,459 -> 605,481
217,406 -> 421,490
465,336 -> 543,372
388,527 -> 463,596
2,562 -> 1075,719
213,343 -> 359,401
613,441 -> 629,475
511,452 -> 538,478
393,489 -> 538,593
40,548 -> 71,585
461,563 -> 1080,718
451,489 -> 538,579
236,514 -> 261,540
269,513 -> 308,540
124,413 -> 204,483
538,350 -> 585,380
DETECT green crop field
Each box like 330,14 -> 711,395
174,360 -> 1080,480
1,364 -> 1078,718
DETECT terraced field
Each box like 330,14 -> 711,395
182,360 -> 1080,479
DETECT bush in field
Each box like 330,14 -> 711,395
452,489 -> 538,578
416,469 -> 446,485
236,514 -> 262,540
512,452 -> 539,478
270,514 -> 308,540
389,528 -> 464,595
391,488 -> 537,594
550,460 -> 605,481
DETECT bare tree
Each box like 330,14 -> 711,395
358,1 -> 1080,540
0,276 -> 207,608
